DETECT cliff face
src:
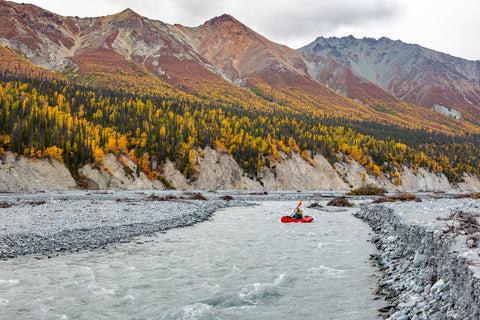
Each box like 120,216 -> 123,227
1,149 -> 479,192
0,152 -> 76,190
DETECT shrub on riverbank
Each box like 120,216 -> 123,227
347,184 -> 386,196
327,196 -> 353,207
373,192 -> 421,203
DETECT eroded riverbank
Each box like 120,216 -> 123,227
357,199 -> 480,319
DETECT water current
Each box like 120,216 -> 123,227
0,201 -> 384,319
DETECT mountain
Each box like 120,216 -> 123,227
299,36 -> 480,125
178,14 -> 381,118
1,2 -> 475,134
180,14 -> 311,89
0,1 -> 225,91
179,14 -> 477,134
1,1 -> 480,188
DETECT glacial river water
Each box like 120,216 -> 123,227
0,201 -> 384,319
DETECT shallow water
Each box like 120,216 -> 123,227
0,201 -> 383,319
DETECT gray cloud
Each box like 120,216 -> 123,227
24,0 -> 480,59
236,0 -> 401,48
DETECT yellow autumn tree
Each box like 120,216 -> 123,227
43,146 -> 63,162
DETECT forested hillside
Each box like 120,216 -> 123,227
1,2 -> 480,189
1,69 -> 479,185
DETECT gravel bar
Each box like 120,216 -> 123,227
0,190 -> 255,259
356,198 -> 480,320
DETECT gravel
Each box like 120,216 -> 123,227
356,198 -> 480,319
3,190 -> 480,319
0,190 -> 255,259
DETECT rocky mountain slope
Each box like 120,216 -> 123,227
0,2 -> 220,87
300,36 -> 480,125
0,1 -> 476,134
1,1 -> 480,191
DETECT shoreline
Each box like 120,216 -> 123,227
2,190 -> 480,319
356,200 -> 480,319
0,189 -> 346,260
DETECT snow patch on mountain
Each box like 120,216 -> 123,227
432,104 -> 463,120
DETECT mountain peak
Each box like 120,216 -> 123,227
197,13 -> 259,43
113,8 -> 142,19
203,14 -> 248,30
208,14 -> 237,24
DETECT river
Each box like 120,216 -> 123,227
0,200 -> 384,319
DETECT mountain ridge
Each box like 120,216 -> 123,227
1,1 -> 479,131
299,35 -> 480,125
1,1 -> 477,135
1,1 -> 480,189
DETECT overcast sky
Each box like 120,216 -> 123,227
17,0 -> 480,60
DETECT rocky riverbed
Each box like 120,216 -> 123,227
356,198 -> 480,319
0,190 -> 256,259
0,189 -> 346,259
2,190 -> 480,319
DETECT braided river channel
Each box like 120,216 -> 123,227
0,200 -> 384,319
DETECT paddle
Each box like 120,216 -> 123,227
290,200 -> 302,218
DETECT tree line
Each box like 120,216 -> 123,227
1,71 -> 479,185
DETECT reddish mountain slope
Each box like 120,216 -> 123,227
178,14 -> 476,133
179,15 -> 310,87
179,15 -> 400,120
0,1 -> 478,135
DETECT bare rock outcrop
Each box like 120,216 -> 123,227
162,159 -> 191,190
1,149 -> 479,191
334,157 -> 458,192
78,153 -> 165,190
0,152 -> 76,190
162,147 -> 262,190
398,166 -> 451,191
262,153 -> 348,190
193,148 -> 262,190
334,158 -> 395,190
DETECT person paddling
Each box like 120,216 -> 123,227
291,201 -> 303,219
281,201 -> 313,223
